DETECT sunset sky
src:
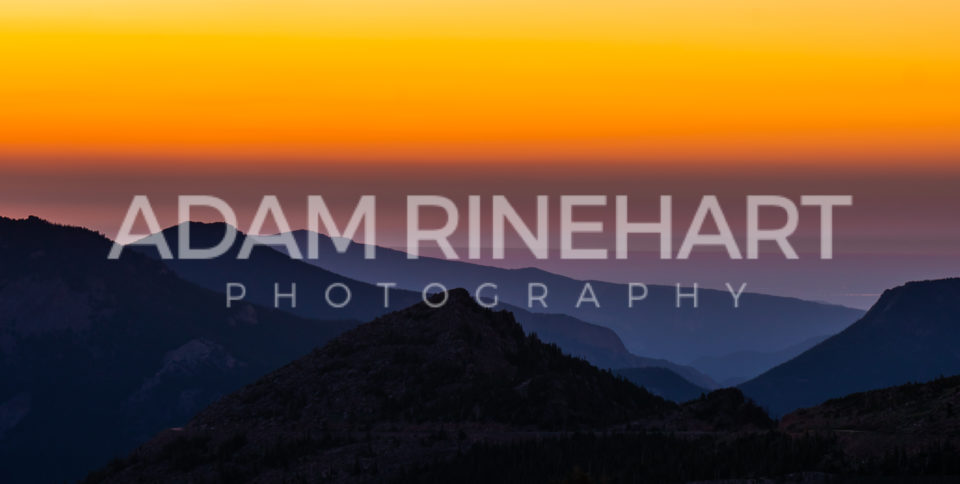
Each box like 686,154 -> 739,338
1,1 -> 958,307
1,0 -> 959,164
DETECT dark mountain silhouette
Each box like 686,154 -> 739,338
614,367 -> 708,402
781,375 -> 960,462
87,290 -> 771,483
0,216 -> 354,483
180,289 -> 672,428
741,278 -> 960,417
135,223 -> 718,390
405,377 -> 960,483
692,334 -> 832,386
280,230 -> 862,362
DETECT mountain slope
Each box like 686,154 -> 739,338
0,216 -> 354,483
87,290 -> 678,482
281,230 -> 862,362
192,289 -> 672,428
614,367 -> 708,402
691,334 -> 832,386
506,307 -> 717,389
741,278 -> 960,416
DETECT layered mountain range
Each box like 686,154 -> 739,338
279,230 -> 863,364
134,222 -> 718,389
3,215 -> 959,482
0,216 -> 706,481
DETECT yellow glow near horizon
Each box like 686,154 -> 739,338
1,0 -> 959,165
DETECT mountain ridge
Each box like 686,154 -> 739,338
133,222 -> 719,389
741,278 -> 960,416
0,216 -> 355,483
279,229 -> 862,362
86,289 -> 772,483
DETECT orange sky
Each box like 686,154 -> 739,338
1,0 -> 959,166
3,1 -> 959,310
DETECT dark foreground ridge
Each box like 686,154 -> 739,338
782,374 -> 960,459
402,376 -> 960,483
87,287 -> 960,483
88,289 -> 777,483
182,288 -> 672,430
